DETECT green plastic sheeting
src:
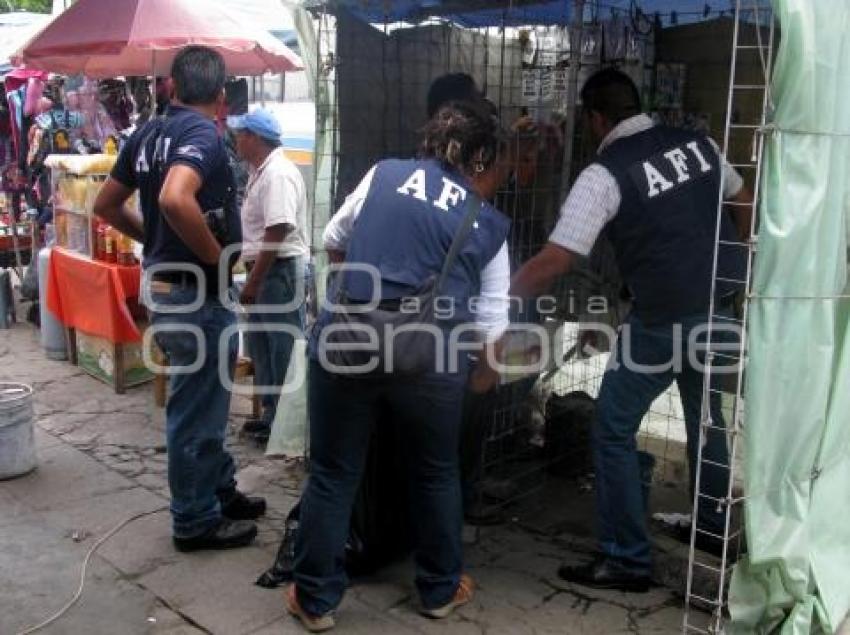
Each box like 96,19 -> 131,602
728,1 -> 850,633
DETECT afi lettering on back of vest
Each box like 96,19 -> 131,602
664,147 -> 691,183
643,161 -> 674,198
397,169 -> 468,212
396,168 -> 428,201
686,141 -> 713,172
642,142 -> 715,199
600,127 -> 744,324
433,177 -> 467,211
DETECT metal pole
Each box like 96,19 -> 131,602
557,0 -> 586,208
150,50 -> 157,117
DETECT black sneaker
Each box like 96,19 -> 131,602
173,518 -> 257,553
220,488 -> 267,520
557,555 -> 652,593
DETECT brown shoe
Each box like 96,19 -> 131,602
285,585 -> 335,632
420,574 -> 475,619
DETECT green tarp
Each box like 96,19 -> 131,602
729,1 -> 850,632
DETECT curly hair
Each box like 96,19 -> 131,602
419,99 -> 506,175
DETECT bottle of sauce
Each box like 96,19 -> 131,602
103,225 -> 117,263
95,221 -> 107,260
117,233 -> 135,266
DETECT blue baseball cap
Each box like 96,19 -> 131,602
227,108 -> 282,143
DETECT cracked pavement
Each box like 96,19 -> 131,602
0,320 -> 710,634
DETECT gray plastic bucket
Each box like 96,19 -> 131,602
0,382 -> 36,479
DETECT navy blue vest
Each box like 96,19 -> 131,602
597,126 -> 746,324
313,158 -> 510,351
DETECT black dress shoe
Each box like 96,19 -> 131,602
242,418 -> 272,435
558,556 -> 651,592
173,518 -> 258,553
463,500 -> 505,527
220,488 -> 267,520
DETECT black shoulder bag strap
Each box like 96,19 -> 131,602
435,191 -> 482,293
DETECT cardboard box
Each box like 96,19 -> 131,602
75,324 -> 153,391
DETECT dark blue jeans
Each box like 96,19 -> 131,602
595,310 -> 735,573
294,361 -> 466,616
150,283 -> 237,538
245,257 -> 304,422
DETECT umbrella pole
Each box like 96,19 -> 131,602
151,49 -> 156,119
150,50 -> 156,117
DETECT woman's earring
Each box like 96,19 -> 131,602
474,162 -> 485,173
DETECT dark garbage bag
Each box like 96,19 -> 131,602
544,390 -> 596,478
257,414 -> 413,589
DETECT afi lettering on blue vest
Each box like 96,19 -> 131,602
638,140 -> 714,199
598,127 -> 746,324
343,159 -> 508,320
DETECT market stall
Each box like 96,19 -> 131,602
13,0 -> 302,392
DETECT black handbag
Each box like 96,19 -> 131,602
322,193 -> 483,376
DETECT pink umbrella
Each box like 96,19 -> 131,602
13,0 -> 302,78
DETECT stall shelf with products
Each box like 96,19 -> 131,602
44,153 -> 150,393
46,153 -> 138,265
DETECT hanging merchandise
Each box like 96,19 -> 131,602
603,13 -> 627,62
98,80 -> 132,132
519,28 -> 537,66
77,79 -> 117,150
538,27 -> 558,68
23,77 -> 45,117
103,135 -> 118,155
581,23 -> 602,64
522,69 -> 540,102
625,25 -> 643,63
7,85 -> 27,165
555,25 -> 570,66
552,67 -> 568,110
539,69 -> 554,103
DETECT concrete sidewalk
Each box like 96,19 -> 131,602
0,320 -> 705,634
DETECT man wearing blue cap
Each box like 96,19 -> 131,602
229,108 -> 308,441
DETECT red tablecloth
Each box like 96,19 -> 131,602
47,248 -> 143,343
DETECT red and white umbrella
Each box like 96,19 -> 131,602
13,0 -> 302,78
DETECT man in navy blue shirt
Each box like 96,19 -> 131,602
94,46 -> 265,552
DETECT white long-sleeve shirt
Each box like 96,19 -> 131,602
323,166 -> 511,342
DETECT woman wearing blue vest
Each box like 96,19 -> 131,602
287,100 -> 512,631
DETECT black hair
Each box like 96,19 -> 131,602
171,46 -> 226,106
420,98 -> 507,174
426,73 -> 480,118
580,68 -> 642,125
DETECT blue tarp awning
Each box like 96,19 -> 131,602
311,1 -> 739,27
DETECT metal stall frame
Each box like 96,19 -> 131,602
684,1 -> 776,632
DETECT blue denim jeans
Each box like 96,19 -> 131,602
245,257 -> 304,422
150,283 -> 238,538
294,361 -> 466,616
595,310 -> 735,573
